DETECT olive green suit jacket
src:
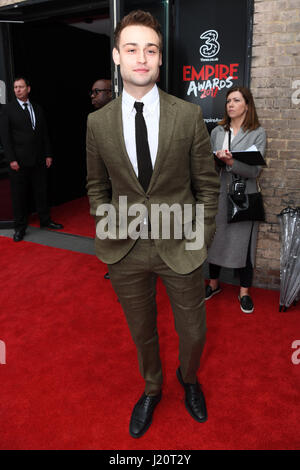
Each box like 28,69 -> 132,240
86,88 -> 219,274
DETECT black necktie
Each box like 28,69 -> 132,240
134,101 -> 153,192
23,103 -> 33,128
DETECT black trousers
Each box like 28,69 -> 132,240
9,164 -> 50,231
209,241 -> 253,288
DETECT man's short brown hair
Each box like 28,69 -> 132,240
114,10 -> 163,51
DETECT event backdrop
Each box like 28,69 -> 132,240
172,0 -> 254,131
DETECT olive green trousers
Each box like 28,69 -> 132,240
108,238 -> 206,396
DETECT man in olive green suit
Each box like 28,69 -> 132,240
86,10 -> 219,438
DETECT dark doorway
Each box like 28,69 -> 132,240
10,18 -> 111,205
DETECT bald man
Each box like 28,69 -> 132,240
90,79 -> 112,110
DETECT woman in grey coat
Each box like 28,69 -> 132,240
206,86 -> 266,313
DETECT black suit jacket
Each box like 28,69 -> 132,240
0,99 -> 51,167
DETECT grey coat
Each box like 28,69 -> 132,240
207,125 -> 266,268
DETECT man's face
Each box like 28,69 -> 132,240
113,25 -> 162,96
14,79 -> 30,102
90,80 -> 112,109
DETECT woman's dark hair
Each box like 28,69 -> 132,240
219,86 -> 260,132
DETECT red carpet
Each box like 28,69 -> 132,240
29,196 -> 95,238
0,235 -> 299,450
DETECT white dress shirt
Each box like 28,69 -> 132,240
122,84 -> 160,177
17,98 -> 36,129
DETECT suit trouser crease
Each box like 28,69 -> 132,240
108,238 -> 206,396
10,165 -> 50,230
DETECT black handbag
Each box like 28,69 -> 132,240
227,189 -> 265,223
225,131 -> 265,223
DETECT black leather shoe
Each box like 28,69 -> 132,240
176,368 -> 207,423
13,230 -> 25,242
104,272 -> 110,280
129,392 -> 162,438
40,220 -> 63,230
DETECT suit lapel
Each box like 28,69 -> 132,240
15,99 -> 35,130
231,127 -> 248,150
109,95 -> 144,191
31,102 -> 39,129
216,126 -> 248,151
147,89 -> 177,192
216,127 -> 226,150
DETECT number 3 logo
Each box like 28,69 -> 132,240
200,30 -> 220,58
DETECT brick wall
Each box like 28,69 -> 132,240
251,0 -> 300,289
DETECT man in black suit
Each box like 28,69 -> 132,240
0,77 -> 63,241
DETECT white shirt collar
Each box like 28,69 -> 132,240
122,84 -> 159,116
17,98 -> 31,107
